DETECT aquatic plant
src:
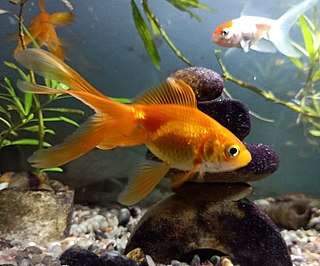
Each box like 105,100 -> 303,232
131,0 -> 211,69
214,6 -> 320,149
0,0 -> 82,172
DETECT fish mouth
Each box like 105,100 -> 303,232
211,33 -> 220,43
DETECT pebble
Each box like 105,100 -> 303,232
0,202 -> 319,266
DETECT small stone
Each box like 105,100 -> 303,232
30,254 -> 43,264
190,254 -> 201,266
129,206 -> 141,218
100,253 -> 138,266
210,255 -> 220,265
24,245 -> 42,255
19,258 -> 30,266
145,255 -> 156,266
106,213 -> 119,228
126,248 -> 145,263
221,256 -> 234,266
119,208 -> 131,226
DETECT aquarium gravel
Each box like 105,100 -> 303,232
0,200 -> 319,266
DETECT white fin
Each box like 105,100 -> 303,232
268,0 -> 317,57
251,39 -> 277,53
118,161 -> 170,206
240,39 -> 251,52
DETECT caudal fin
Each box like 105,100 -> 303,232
17,81 -> 146,167
14,48 -> 105,97
269,0 -> 317,57
29,114 -> 112,168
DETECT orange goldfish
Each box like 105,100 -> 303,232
15,0 -> 73,60
212,0 -> 317,57
14,48 -> 251,205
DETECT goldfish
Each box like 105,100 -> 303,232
14,48 -> 252,205
212,0 -> 317,57
15,0 -> 73,60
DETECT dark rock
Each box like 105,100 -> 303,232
171,67 -> 224,101
118,208 -> 131,226
125,186 -> 292,266
128,206 -> 142,218
100,253 -> 138,266
198,99 -> 250,140
60,246 -> 102,266
0,239 -> 13,249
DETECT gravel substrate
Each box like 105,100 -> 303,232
0,201 -> 319,266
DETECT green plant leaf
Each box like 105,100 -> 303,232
109,97 -> 133,103
41,167 -> 64,172
131,0 -> 161,69
309,129 -> 320,137
43,116 -> 79,126
3,77 -> 26,116
166,0 -> 201,21
289,57 -> 305,72
299,15 -> 315,56
4,61 -> 30,81
0,117 -> 11,128
4,139 -> 51,147
43,107 -> 85,115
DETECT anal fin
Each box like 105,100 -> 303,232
118,161 -> 170,206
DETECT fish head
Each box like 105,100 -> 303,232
212,20 -> 241,48
203,134 -> 251,172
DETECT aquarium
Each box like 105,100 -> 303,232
0,0 -> 319,265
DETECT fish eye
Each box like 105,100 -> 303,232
226,145 -> 240,158
221,28 -> 229,38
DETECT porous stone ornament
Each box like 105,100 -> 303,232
125,184 -> 292,266
0,188 -> 74,244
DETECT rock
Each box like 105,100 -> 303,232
0,189 -> 74,244
258,201 -> 311,230
170,67 -> 224,101
125,184 -> 292,266
198,99 -> 250,141
119,208 -> 131,226
100,253 -> 138,266
60,246 -> 102,266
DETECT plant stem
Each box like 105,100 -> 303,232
16,3 -> 46,150
215,50 -> 320,119
142,0 -> 194,67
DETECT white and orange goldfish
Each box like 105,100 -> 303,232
14,48 -> 251,205
212,0 -> 317,57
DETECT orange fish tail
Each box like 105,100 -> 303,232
15,49 -> 146,168
14,48 -> 105,97
27,94 -> 145,168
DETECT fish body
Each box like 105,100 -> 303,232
14,48 -> 251,205
15,0 -> 73,60
212,0 -> 318,57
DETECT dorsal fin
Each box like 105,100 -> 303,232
135,78 -> 197,106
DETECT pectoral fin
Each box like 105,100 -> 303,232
240,39 -> 251,53
170,163 -> 201,189
118,161 -> 170,206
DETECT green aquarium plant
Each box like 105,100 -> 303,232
131,0 -> 211,69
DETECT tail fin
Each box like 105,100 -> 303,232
15,49 -> 147,167
14,48 -> 105,97
269,0 -> 317,57
17,81 -> 146,167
